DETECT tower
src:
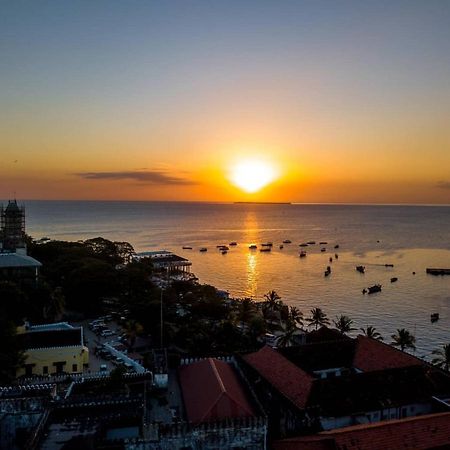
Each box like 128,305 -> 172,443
0,200 -> 26,254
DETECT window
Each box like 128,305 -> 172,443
72,364 -> 78,372
43,366 -> 48,375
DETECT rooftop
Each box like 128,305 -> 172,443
178,358 -> 256,424
0,252 -> 42,268
272,412 -> 450,450
18,328 -> 83,349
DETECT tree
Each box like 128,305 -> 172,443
391,328 -> 416,352
289,306 -> 303,328
0,316 -> 24,383
333,315 -> 355,334
263,290 -> 282,311
306,307 -> 330,330
432,344 -> 450,371
276,319 -> 300,348
360,326 -> 383,341
237,298 -> 256,326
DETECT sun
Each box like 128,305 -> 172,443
230,158 -> 278,193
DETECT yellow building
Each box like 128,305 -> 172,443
16,322 -> 89,378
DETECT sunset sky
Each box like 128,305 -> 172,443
1,1 -> 450,203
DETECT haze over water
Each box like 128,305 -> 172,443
23,200 -> 450,359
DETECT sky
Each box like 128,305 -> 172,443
1,0 -> 450,203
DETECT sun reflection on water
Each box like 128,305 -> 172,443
244,211 -> 259,298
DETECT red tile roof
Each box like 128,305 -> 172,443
178,358 -> 255,424
273,412 -> 450,450
353,335 -> 422,372
243,346 -> 314,409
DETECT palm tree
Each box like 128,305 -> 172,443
276,319 -> 299,348
306,307 -> 330,330
237,298 -> 255,326
360,326 -> 383,341
333,315 -> 355,334
432,344 -> 450,371
289,306 -> 303,328
391,328 -> 416,352
263,290 -> 282,311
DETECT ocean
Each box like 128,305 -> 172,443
20,200 -> 450,358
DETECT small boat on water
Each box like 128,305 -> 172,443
260,247 -> 271,252
299,250 -> 307,258
324,266 -> 331,277
320,241 -> 328,245
279,245 -> 284,249
367,284 -> 382,294
320,248 -> 326,252
335,254 -> 339,259
182,246 -> 192,250
426,268 -> 450,276
199,247 -> 208,252
390,277 -> 398,283
249,244 -> 257,250
385,264 -> 394,268
299,243 -> 308,247
431,313 -> 440,323
356,265 -> 365,274
329,257 -> 333,263
307,241 -> 316,245
261,242 -> 273,247
229,242 -> 238,246
221,250 -> 228,255
283,239 -> 292,244
334,244 -> 339,249
218,245 -> 229,251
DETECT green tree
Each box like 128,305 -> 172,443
333,315 -> 355,334
276,319 -> 300,348
306,307 -> 330,330
289,306 -> 303,328
391,328 -> 416,352
432,344 -> 450,371
360,326 -> 383,341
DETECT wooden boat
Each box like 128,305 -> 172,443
320,247 -> 326,252
260,247 -> 271,252
299,250 -> 307,258
182,246 -> 192,250
334,244 -> 339,249
249,244 -> 257,249
431,313 -> 440,323
426,268 -> 450,276
384,264 -> 394,267
229,242 -> 238,246
367,284 -> 382,294
221,250 -> 228,255
390,277 -> 398,283
299,243 -> 308,247
320,241 -> 328,245
335,254 -> 339,259
324,266 -> 331,277
218,245 -> 229,251
261,242 -> 273,247
283,239 -> 292,244
279,245 -> 284,249
356,265 -> 365,274
199,247 -> 208,252
307,241 -> 316,245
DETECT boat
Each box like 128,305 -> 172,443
307,241 -> 316,245
249,244 -> 257,250
229,242 -> 238,246
329,257 -> 333,263
221,250 -> 228,255
384,264 -> 394,268
320,241 -> 328,245
390,277 -> 398,283
356,266 -> 365,274
324,266 -> 331,277
320,248 -> 326,252
299,243 -> 308,247
199,247 -> 207,252
335,254 -> 339,259
283,239 -> 292,244
299,250 -> 307,258
260,247 -> 271,252
261,242 -> 273,247
218,245 -> 229,251
334,244 -> 339,249
367,284 -> 382,294
182,246 -> 192,250
426,268 -> 450,276
279,245 -> 284,249
431,313 -> 440,323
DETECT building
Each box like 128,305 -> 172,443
135,250 -> 192,274
16,322 -> 89,378
0,200 -> 42,282
241,334 -> 450,439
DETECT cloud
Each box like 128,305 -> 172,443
75,170 -> 197,185
436,181 -> 450,190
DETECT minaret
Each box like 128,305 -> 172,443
0,200 -> 26,254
